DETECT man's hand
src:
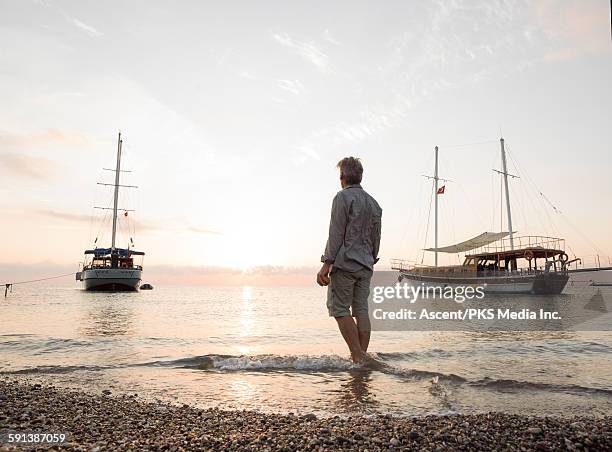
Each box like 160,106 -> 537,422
317,263 -> 332,286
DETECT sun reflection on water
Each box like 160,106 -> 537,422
239,285 -> 255,340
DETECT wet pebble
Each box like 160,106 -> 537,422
0,380 -> 610,451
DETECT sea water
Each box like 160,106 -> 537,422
1,284 -> 611,417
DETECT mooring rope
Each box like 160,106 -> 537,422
3,272 -> 74,297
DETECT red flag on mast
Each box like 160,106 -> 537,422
437,185 -> 445,195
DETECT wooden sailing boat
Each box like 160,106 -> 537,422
75,132 -> 145,291
392,138 -> 572,295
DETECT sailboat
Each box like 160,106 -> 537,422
391,138 -> 572,295
75,132 -> 145,291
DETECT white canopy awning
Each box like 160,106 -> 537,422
425,231 -> 511,253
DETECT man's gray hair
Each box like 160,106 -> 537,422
337,157 -> 363,185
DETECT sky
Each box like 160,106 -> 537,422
1,0 -> 611,285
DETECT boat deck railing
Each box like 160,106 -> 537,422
390,259 -> 567,276
84,264 -> 143,271
476,267 -> 567,277
391,259 -> 422,272
476,235 -> 565,255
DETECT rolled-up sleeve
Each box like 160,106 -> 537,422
322,193 -> 348,264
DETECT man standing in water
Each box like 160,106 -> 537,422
317,157 -> 382,363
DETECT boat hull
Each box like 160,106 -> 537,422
81,268 -> 142,291
398,271 -> 569,295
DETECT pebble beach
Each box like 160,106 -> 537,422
1,379 -> 610,451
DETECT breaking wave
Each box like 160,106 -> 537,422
145,354 -> 358,371
2,352 -> 611,398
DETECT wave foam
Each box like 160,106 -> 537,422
158,354 -> 358,371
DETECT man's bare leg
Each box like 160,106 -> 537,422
355,315 -> 371,353
335,316 -> 366,363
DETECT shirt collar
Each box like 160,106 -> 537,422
344,183 -> 362,190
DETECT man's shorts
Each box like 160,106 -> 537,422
327,268 -> 373,317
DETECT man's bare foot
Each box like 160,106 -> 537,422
350,351 -> 369,364
359,353 -> 388,370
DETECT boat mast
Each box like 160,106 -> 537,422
499,138 -> 514,250
111,132 -> 122,250
434,146 -> 439,267
423,145 -> 449,267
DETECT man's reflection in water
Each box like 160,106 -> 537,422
335,369 -> 379,413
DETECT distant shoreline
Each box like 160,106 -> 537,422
1,379 -> 610,451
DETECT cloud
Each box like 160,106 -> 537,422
0,129 -> 89,182
32,209 -> 222,236
0,261 -> 77,286
32,92 -> 86,104
293,145 -> 321,164
288,2 -> 540,164
276,79 -> 304,96
241,265 -> 315,276
529,0 -> 609,61
36,209 -> 91,223
0,129 -> 91,151
323,29 -> 341,46
0,152 -> 56,180
239,71 -> 257,80
186,226 -> 223,236
293,104 -> 401,163
61,12 -> 103,37
272,32 -> 329,72
289,1 -> 528,163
